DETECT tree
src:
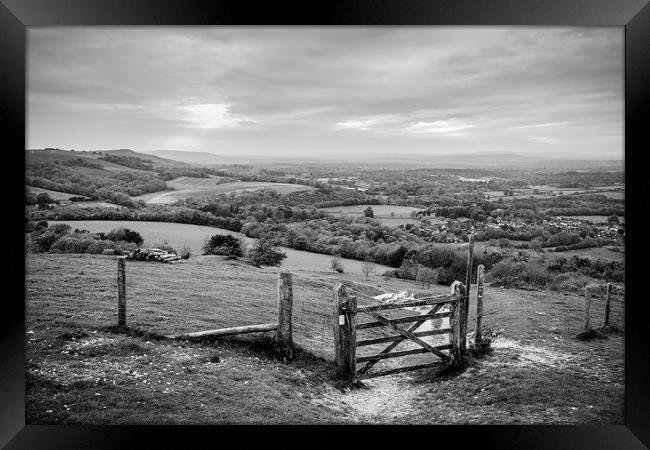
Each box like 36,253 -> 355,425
364,206 -> 374,218
36,192 -> 56,206
416,266 -> 436,289
106,227 -> 143,245
248,234 -> 287,267
361,256 -> 376,280
202,234 -> 242,257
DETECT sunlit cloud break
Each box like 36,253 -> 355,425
179,103 -> 256,129
406,119 -> 476,136
335,119 -> 376,130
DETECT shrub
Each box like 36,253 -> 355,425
546,231 -> 580,247
115,241 -> 138,255
50,223 -> 72,235
86,239 -> 116,254
330,254 -> 344,273
498,238 -> 511,248
247,234 -> 287,267
50,235 -> 95,253
202,234 -> 242,257
548,272 -> 592,293
179,246 -> 192,260
487,259 -> 552,288
106,227 -> 144,245
151,240 -> 177,254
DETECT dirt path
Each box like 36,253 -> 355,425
337,376 -> 424,422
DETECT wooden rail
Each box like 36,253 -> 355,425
357,312 -> 451,330
356,345 -> 452,363
353,294 -> 455,313
167,323 -> 278,339
357,361 -> 444,380
356,328 -> 453,347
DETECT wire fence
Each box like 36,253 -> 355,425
25,254 -> 625,367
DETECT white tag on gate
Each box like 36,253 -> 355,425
339,314 -> 346,325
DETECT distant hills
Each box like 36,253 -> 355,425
26,148 -> 190,170
26,148 -> 623,171
138,150 -> 232,165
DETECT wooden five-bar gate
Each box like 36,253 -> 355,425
333,280 -> 468,381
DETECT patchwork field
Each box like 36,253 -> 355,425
320,204 -> 426,227
25,252 -> 624,424
570,215 -> 625,224
134,178 -> 314,205
26,186 -> 90,201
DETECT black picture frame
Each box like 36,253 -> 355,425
2,0 -> 648,448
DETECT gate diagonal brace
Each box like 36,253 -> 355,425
364,311 -> 451,362
356,303 -> 446,376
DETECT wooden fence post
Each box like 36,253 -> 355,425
450,281 -> 464,366
603,283 -> 612,327
333,283 -> 357,380
117,256 -> 126,327
463,233 -> 474,349
475,264 -> 485,345
584,286 -> 592,333
277,272 -> 294,360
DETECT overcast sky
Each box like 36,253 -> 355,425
28,27 -> 623,159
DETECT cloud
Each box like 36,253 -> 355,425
335,119 -> 376,130
178,103 -> 256,129
406,119 -> 476,136
27,27 -> 623,158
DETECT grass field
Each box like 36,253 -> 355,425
571,215 -> 625,224
320,204 -> 424,227
47,220 -> 398,278
26,186 -> 90,201
25,253 -> 625,424
134,178 -> 314,205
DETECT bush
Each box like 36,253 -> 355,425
115,241 -> 138,255
86,239 -> 116,254
202,234 -> 242,257
330,254 -> 344,273
546,231 -> 580,247
247,235 -> 287,267
179,246 -> 192,260
106,227 -> 144,245
151,240 -> 176,254
498,238 -> 511,248
50,235 -> 95,253
487,258 -> 552,288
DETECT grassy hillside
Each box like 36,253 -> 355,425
45,220 -> 394,277
320,204 -> 425,227
135,178 -> 315,205
25,253 -> 624,424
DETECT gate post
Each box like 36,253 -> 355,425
475,264 -> 485,345
583,285 -> 592,333
117,256 -> 126,327
463,233 -> 475,350
603,283 -> 612,327
333,283 -> 357,380
278,272 -> 294,360
450,281 -> 465,367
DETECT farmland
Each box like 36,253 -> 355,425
320,204 -> 424,227
25,252 -> 624,424
47,220 -> 396,277
26,185 -> 90,201
134,178 -> 315,205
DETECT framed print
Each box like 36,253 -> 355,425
2,0 -> 648,448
